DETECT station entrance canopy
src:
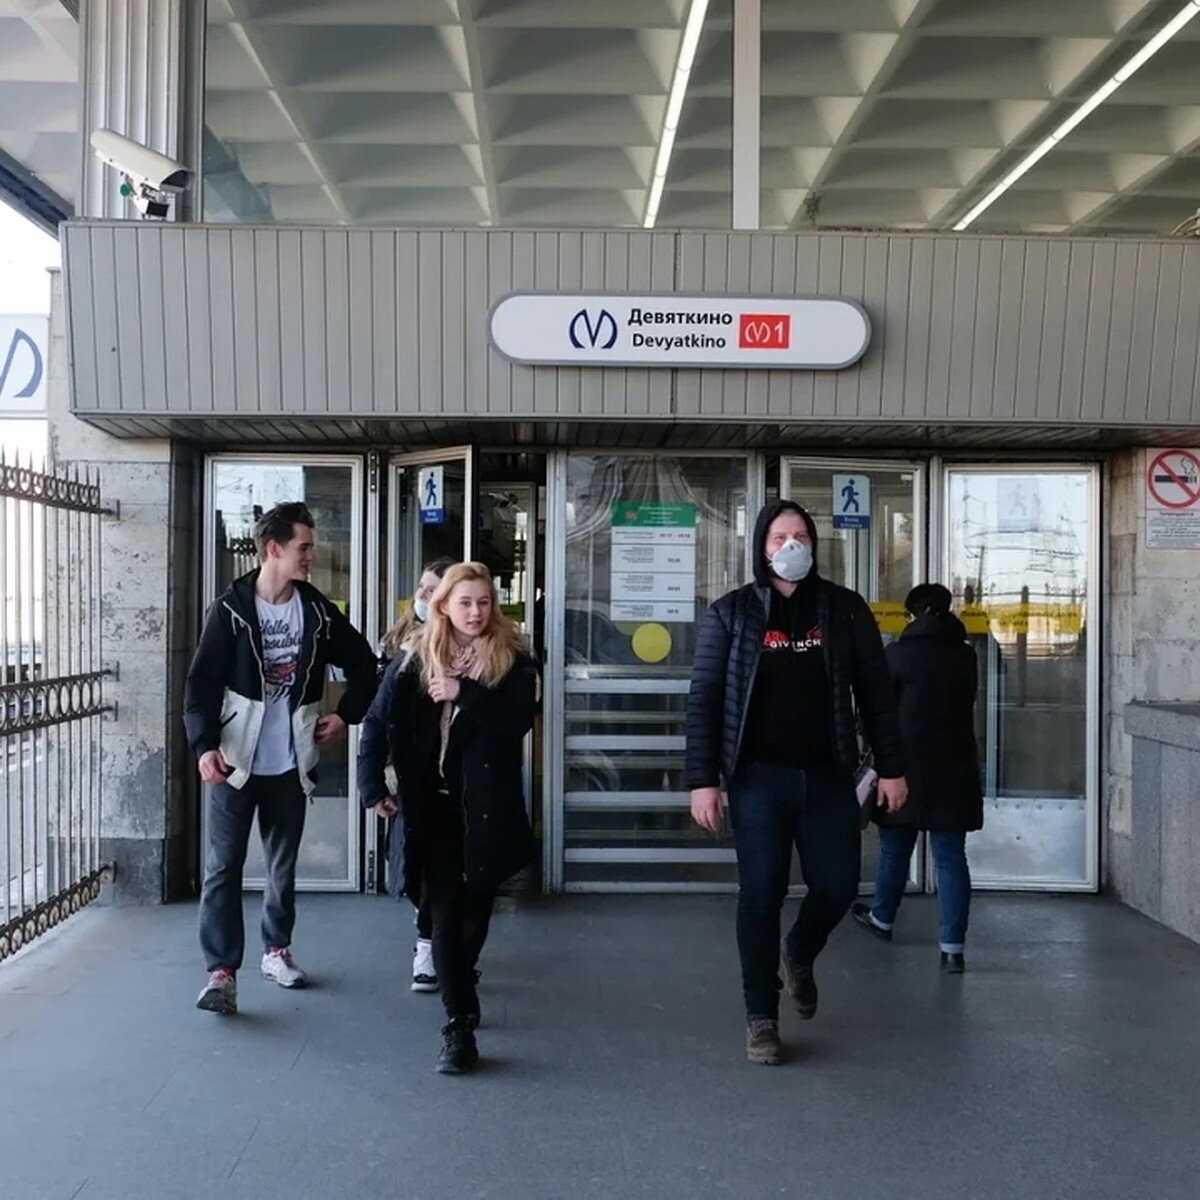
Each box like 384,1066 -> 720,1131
0,0 -> 76,230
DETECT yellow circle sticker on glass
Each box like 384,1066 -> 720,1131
631,623 -> 672,664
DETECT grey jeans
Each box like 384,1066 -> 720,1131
199,770 -> 307,973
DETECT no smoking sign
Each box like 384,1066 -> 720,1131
1146,449 -> 1200,548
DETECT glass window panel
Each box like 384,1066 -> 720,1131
388,459 -> 468,627
561,454 -> 747,887
783,460 -> 920,889
209,459 -> 359,887
945,469 -> 1093,886
203,0 -> 732,230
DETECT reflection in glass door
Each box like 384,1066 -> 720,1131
372,449 -> 475,891
941,466 -> 1098,889
205,456 -> 364,891
546,453 -> 759,891
782,459 -> 922,890
386,449 -> 474,632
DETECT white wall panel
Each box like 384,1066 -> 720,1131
62,223 -> 1200,431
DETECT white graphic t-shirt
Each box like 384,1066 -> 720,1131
253,591 -> 304,775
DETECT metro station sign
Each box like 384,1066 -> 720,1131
488,293 -> 870,369
0,315 -> 48,417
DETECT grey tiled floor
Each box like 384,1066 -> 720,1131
1,891 -> 1199,1199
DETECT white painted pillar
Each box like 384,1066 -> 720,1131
78,0 -> 201,219
731,0 -> 761,230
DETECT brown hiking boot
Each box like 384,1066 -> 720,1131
746,1018 -> 782,1065
781,945 -> 818,1019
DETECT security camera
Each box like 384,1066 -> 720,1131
90,129 -> 191,219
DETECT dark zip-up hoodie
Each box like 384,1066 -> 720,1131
183,569 -> 378,795
685,501 -> 904,788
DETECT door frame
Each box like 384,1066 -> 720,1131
386,446 -> 477,615
931,460 -> 1101,892
543,448 -> 765,893
781,454 -> 928,894
201,452 -> 366,893
366,446 -> 478,890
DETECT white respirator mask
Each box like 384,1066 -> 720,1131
770,539 -> 813,582
413,599 -> 430,623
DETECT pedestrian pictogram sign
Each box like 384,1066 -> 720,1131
832,474 -> 870,530
418,465 -> 445,525
997,476 -> 1040,534
1146,449 -> 1200,548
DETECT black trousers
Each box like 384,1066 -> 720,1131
728,761 -> 861,1019
422,796 -> 495,1021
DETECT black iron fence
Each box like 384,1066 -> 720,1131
0,456 -> 114,963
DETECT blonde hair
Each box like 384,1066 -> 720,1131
416,562 -> 522,686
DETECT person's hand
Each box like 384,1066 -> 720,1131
198,749 -> 230,784
690,786 -> 725,833
877,777 -> 908,813
373,797 -> 398,818
428,676 -> 461,703
314,713 -> 347,744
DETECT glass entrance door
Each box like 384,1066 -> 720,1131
546,452 -> 759,891
204,455 -> 364,891
386,448 -> 475,631
782,459 -> 923,889
941,466 -> 1098,889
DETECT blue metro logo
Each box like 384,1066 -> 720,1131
568,308 -> 618,350
0,326 -> 44,400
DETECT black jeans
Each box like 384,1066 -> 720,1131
728,761 -> 861,1019
414,898 -> 433,942
199,770 -> 307,973
422,796 -> 496,1021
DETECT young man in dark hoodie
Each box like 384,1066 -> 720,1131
184,502 -> 378,1015
686,500 -> 908,1065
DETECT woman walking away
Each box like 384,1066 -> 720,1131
357,563 -> 538,1074
852,583 -> 982,973
372,557 -> 456,993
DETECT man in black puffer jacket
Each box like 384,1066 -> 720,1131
686,500 -> 907,1065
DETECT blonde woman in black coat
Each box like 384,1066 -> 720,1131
852,583 -> 982,973
358,563 -> 538,1074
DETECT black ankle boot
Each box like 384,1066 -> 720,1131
940,952 -> 966,974
437,1018 -> 479,1075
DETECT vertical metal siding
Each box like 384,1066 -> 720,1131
62,223 -> 1200,429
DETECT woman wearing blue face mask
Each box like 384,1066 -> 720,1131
685,501 -> 908,1066
375,556 -> 456,993
381,558 -> 458,664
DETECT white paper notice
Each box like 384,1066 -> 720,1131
610,502 -> 698,623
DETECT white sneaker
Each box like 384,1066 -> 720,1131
196,969 -> 237,1015
261,947 -> 308,988
411,938 -> 438,993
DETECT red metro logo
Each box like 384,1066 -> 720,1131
738,313 -> 791,350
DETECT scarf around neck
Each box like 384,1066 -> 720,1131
438,640 -> 486,775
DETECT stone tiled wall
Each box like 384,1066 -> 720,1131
47,270 -> 194,902
1123,704 -> 1200,943
1106,450 -> 1200,936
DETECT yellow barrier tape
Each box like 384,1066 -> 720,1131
867,602 -> 909,634
869,601 -> 1083,637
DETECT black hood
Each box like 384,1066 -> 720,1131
901,612 -> 968,642
751,501 -> 819,587
228,568 -> 321,620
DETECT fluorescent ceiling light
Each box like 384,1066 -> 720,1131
643,0 -> 709,229
954,0 -> 1200,231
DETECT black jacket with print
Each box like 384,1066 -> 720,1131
183,569 -> 378,796
685,500 -> 905,788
